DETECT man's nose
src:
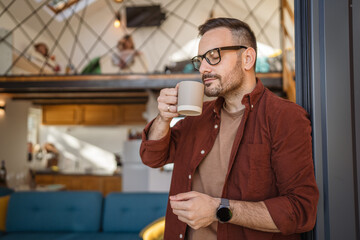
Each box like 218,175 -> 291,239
199,58 -> 212,74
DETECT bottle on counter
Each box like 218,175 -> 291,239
114,154 -> 122,175
0,160 -> 7,187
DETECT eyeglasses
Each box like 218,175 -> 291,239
191,45 -> 248,70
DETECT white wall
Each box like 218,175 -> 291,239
52,125 -> 145,154
39,124 -> 145,174
0,0 -> 284,73
0,11 -> 52,52
0,97 -> 31,188
0,7 -> 54,74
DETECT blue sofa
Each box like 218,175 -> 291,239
0,187 -> 13,197
1,191 -> 168,240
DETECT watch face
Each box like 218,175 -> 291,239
216,207 -> 232,222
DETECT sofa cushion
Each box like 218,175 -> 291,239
0,187 -> 14,197
72,233 -> 141,240
0,232 -> 77,240
6,191 -> 102,232
0,232 -> 141,240
103,192 -> 168,233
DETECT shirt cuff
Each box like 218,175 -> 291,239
263,196 -> 296,235
141,119 -> 171,152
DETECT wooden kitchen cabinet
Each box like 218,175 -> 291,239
35,174 -> 122,196
81,105 -> 118,125
118,104 -> 146,124
42,104 -> 146,125
42,105 -> 81,125
103,176 -> 123,196
35,174 -> 55,184
81,176 -> 103,191
55,175 -> 82,190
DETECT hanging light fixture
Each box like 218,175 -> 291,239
114,11 -> 121,28
209,10 -> 214,19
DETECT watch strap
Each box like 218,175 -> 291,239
221,198 -> 230,207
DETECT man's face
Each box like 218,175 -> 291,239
198,27 -> 245,97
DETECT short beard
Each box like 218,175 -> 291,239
202,73 -> 222,97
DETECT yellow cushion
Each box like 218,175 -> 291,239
0,195 -> 10,231
139,217 -> 165,240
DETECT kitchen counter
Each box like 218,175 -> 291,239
34,171 -> 122,196
35,169 -> 121,177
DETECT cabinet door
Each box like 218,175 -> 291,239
81,176 -> 103,192
103,176 -> 122,196
118,104 -> 146,124
54,175 -> 82,190
35,175 -> 55,185
82,105 -> 118,125
43,105 -> 81,125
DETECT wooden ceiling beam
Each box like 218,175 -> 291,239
0,74 -> 202,93
2,91 -> 150,105
0,73 -> 284,104
0,73 -> 200,82
31,98 -> 148,105
5,91 -> 149,99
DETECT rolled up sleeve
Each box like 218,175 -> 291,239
264,104 -> 319,235
140,119 -> 173,168
140,117 -> 186,168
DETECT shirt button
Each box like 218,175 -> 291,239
251,104 -> 254,109
214,124 -> 218,129
179,233 -> 183,238
188,175 -> 191,179
200,150 -> 205,154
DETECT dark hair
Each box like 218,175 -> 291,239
117,34 -> 135,50
34,42 -> 49,57
198,18 -> 257,54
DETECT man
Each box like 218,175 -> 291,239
140,17 -> 319,240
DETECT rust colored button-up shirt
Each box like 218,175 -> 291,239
140,80 -> 319,240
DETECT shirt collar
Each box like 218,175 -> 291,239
213,78 -> 265,115
241,78 -> 265,110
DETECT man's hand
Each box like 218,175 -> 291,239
147,86 -> 180,140
170,191 -> 220,230
157,86 -> 180,123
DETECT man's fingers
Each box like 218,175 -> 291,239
175,212 -> 199,230
157,95 -> 178,105
173,210 -> 195,226
170,191 -> 217,230
170,191 -> 198,201
156,87 -> 179,122
159,102 -> 177,112
172,209 -> 192,219
170,199 -> 191,211
168,104 -> 178,113
160,88 -> 178,97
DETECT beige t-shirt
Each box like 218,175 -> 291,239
186,106 -> 245,240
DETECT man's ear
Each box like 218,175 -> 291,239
243,47 -> 256,71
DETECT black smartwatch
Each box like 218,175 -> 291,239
216,198 -> 232,223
